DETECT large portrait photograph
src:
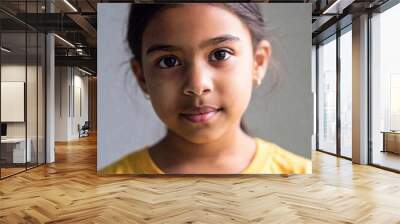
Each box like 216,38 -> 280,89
97,3 -> 313,174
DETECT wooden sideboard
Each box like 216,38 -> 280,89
382,131 -> 400,154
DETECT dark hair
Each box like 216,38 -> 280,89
127,3 -> 267,62
126,3 -> 268,136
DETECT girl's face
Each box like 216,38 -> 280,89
132,4 -> 270,144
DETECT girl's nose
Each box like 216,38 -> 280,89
183,62 -> 213,96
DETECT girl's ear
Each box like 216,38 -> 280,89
130,58 -> 148,94
252,40 -> 271,87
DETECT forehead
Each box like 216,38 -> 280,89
141,4 -> 252,49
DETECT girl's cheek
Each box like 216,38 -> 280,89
149,80 -> 180,104
218,61 -> 252,86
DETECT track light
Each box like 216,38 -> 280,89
54,34 -> 75,48
77,67 -> 93,76
63,0 -> 78,12
1,47 -> 11,53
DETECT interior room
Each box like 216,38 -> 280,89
0,0 -> 399,223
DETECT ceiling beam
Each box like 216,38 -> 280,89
67,13 -> 97,39
55,55 -> 96,71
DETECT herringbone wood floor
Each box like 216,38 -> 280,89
1,134 -> 400,224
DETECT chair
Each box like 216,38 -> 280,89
78,121 -> 90,138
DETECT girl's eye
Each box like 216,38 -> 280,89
157,56 -> 181,68
210,49 -> 232,62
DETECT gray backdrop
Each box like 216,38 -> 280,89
97,3 -> 312,170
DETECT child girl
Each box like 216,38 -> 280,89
101,3 -> 311,174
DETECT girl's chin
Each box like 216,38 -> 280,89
180,134 -> 224,144
173,127 -> 227,144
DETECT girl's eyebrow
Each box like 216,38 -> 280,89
145,34 -> 240,56
146,45 -> 181,55
199,34 -> 240,49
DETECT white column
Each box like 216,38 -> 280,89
352,14 -> 369,164
46,1 -> 55,163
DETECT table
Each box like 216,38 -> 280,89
381,131 -> 400,154
1,138 -> 31,163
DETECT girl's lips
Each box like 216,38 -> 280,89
180,107 -> 222,123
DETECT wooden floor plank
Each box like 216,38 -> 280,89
0,134 -> 400,223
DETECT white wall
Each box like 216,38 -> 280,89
1,63 -> 46,164
1,65 -> 36,138
1,66 -> 26,130
55,67 -> 89,141
72,72 -> 89,138
55,67 -> 68,141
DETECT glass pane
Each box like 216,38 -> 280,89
318,36 -> 337,154
27,0 -> 39,169
27,31 -> 38,169
371,3 -> 400,171
340,29 -> 352,158
0,1 -> 46,178
1,30 -> 27,177
38,32 -> 45,165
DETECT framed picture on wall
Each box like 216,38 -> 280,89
97,3 -> 313,175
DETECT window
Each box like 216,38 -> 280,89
370,2 -> 400,171
339,27 -> 352,158
318,35 -> 337,154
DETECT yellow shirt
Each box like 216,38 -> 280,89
100,138 -> 312,174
